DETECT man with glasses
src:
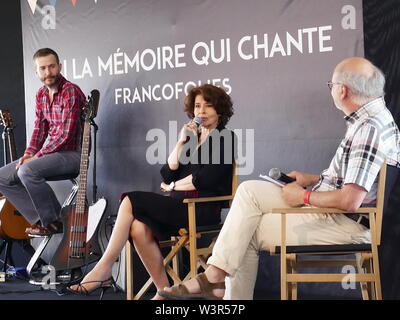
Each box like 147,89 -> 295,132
159,57 -> 400,300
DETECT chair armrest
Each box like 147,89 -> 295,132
183,195 -> 234,203
270,207 -> 376,214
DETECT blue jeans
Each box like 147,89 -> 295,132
0,151 -> 80,227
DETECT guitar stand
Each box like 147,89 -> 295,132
1,124 -> 12,164
90,118 -> 98,202
0,239 -> 15,273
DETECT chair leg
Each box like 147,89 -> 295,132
369,213 -> 382,300
365,258 -> 376,300
125,241 -> 134,300
371,250 -> 382,300
124,233 -> 190,300
356,253 -> 370,300
280,252 -> 289,300
187,203 -> 198,278
280,214 -> 288,300
286,263 -> 292,300
288,254 -> 298,300
171,236 -> 180,284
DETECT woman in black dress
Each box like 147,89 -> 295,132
68,84 -> 235,299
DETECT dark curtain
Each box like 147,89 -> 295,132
0,0 -> 28,268
364,0 -> 400,299
0,0 -> 26,165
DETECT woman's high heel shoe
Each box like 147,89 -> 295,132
67,277 -> 117,300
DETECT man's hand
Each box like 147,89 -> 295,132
16,154 -> 37,170
281,182 -> 306,207
287,171 -> 319,188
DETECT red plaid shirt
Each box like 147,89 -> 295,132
25,76 -> 86,158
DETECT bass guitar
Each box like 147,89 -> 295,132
0,109 -> 31,239
49,90 -> 107,270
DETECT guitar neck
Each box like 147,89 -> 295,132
6,128 -> 17,162
76,121 -> 91,213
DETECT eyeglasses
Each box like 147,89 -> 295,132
327,81 -> 342,90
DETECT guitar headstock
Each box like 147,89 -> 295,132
0,109 -> 14,129
83,90 -> 100,122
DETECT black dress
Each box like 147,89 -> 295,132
122,125 -> 235,240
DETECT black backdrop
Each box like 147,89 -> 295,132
0,0 -> 28,270
363,0 -> 400,300
1,0 -> 400,299
0,0 -> 26,163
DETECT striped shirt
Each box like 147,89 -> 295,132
313,97 -> 400,203
25,76 -> 86,158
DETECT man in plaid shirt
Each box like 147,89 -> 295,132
0,48 -> 86,236
159,57 -> 400,300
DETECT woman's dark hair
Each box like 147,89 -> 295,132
184,84 -> 234,127
33,48 -> 60,64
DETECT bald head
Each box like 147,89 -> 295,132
332,57 -> 385,106
335,57 -> 375,78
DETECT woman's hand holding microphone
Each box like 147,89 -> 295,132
177,117 -> 202,144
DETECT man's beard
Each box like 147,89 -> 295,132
41,73 -> 61,88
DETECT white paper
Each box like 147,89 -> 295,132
259,174 -> 285,187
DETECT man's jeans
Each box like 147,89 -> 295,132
0,151 -> 80,227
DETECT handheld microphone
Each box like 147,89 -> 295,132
183,117 -> 203,143
268,168 -> 296,184
192,116 -> 202,127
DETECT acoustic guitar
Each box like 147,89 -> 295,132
0,110 -> 31,239
50,90 -> 107,271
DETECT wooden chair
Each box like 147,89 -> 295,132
270,161 -> 396,300
125,164 -> 238,300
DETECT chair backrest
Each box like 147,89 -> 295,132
375,161 -> 387,245
376,161 -> 400,245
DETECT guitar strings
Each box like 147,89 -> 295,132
74,130 -> 87,260
70,97 -> 95,266
76,123 -> 90,260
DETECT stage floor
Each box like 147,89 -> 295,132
0,277 -> 126,300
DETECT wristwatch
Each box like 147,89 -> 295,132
169,181 -> 175,191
